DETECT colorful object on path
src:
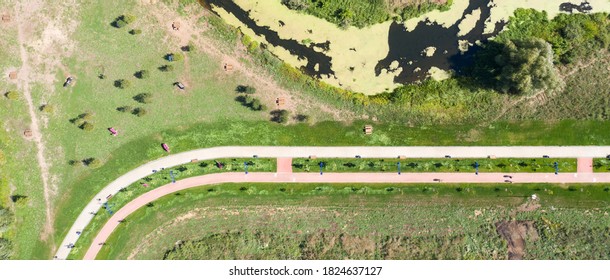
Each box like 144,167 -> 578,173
162,143 -> 170,152
108,127 -> 117,136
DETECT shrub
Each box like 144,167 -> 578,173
158,65 -> 174,72
295,114 -> 309,122
135,70 -> 149,79
83,158 -> 102,168
181,43 -> 195,52
132,107 -> 147,117
116,105 -> 133,112
133,93 -> 152,104
271,109 -> 290,123
114,79 -> 131,89
4,91 -> 18,100
129,29 -> 142,35
171,52 -> 185,62
39,104 -> 55,114
10,195 -> 28,204
79,112 -> 93,121
250,99 -> 264,111
80,122 -> 94,131
114,19 -> 127,28
123,14 -> 137,24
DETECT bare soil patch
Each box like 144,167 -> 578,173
495,220 -> 539,260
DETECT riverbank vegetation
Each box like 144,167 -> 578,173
281,0 -> 452,28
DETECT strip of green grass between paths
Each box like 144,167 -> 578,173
55,119 -> 610,256
594,158 -> 610,172
95,182 -> 610,260
293,158 -> 576,173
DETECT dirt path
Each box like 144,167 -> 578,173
15,2 -> 55,246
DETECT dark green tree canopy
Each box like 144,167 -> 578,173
494,38 -> 563,95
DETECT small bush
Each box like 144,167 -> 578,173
123,14 -> 136,24
10,195 -> 28,204
270,109 -> 290,123
158,65 -> 174,72
295,114 -> 309,122
135,70 -> 149,79
79,112 -> 93,121
181,43 -> 195,52
83,158 -> 102,168
114,79 -> 131,89
133,93 -> 153,104
132,107 -> 147,117
113,19 -> 127,28
80,122 -> 94,131
164,52 -> 185,62
236,85 -> 256,94
129,29 -> 142,35
250,99 -> 265,111
39,104 -> 55,114
116,105 -> 133,113
172,52 -> 185,62
4,91 -> 18,100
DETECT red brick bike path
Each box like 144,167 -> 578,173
577,158 -> 593,173
84,171 -> 610,259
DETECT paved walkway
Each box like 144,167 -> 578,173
83,171 -> 610,259
56,146 -> 610,259
577,158 -> 593,173
276,157 -> 292,173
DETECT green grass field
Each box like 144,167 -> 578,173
96,182 -> 610,260
1,0 -> 610,260
292,158 -> 576,173
0,0 -> 50,259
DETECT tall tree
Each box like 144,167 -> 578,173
494,38 -> 563,95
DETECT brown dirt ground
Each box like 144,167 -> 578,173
495,220 -> 539,260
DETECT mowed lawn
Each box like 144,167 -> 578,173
96,183 -> 610,260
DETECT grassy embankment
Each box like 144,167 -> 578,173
96,182 -> 610,260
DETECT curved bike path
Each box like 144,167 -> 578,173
57,146 -> 610,259
85,171 -> 610,259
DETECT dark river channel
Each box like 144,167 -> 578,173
207,0 -> 507,86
